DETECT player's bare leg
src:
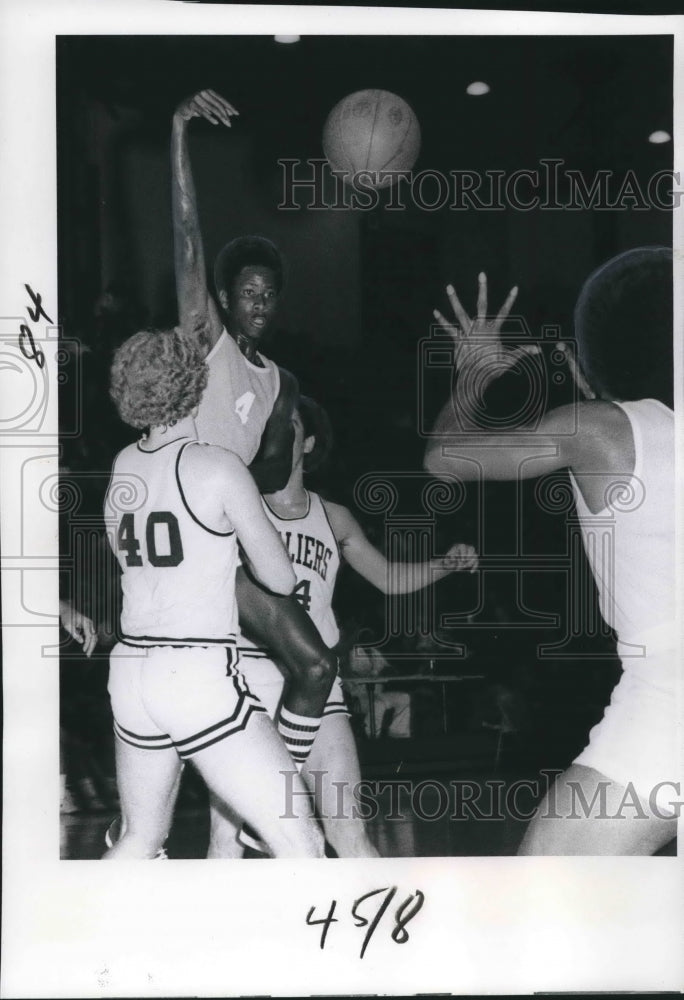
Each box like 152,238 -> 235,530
518,764 -> 677,856
304,714 -> 379,858
102,740 -> 181,859
207,796 -> 244,859
207,710 -> 378,858
193,712 -> 324,858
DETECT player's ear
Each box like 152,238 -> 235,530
218,288 -> 230,312
303,434 -> 316,455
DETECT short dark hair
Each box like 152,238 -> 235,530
574,246 -> 673,407
299,395 -> 333,474
214,236 -> 284,301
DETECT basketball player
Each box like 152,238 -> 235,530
102,327 -> 324,859
171,88 -> 338,768
208,396 -> 479,858
425,249 -> 678,855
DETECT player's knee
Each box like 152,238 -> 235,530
305,651 -> 337,694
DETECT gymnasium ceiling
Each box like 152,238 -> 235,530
59,34 -> 673,179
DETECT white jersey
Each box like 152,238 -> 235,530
571,399 -> 677,805
104,437 -> 240,647
569,398 -> 675,685
240,491 -> 341,656
195,329 -> 280,463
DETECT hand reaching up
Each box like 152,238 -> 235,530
174,89 -> 239,128
433,273 -> 540,402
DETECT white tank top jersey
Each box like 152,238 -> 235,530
195,329 -> 280,464
569,399 -> 676,681
104,437 -> 240,647
240,491 -> 341,656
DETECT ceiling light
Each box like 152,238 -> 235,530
466,81 -> 490,96
648,130 -> 671,144
274,35 -> 300,44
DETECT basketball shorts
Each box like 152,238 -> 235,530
238,652 -> 350,720
108,643 -> 266,760
573,644 -> 680,818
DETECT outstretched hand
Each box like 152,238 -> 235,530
174,89 -> 239,127
433,273 -> 540,397
438,542 -> 479,575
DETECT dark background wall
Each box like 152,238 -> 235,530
57,33 -> 674,771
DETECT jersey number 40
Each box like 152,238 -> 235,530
117,512 -> 184,567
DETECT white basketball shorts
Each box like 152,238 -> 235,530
237,652 -> 350,720
108,643 -> 266,759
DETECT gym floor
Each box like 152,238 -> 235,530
61,761 -> 677,860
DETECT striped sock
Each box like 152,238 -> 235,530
276,706 -> 321,770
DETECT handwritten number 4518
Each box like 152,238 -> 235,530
307,886 -> 424,958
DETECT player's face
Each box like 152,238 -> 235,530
291,410 -> 315,471
225,265 -> 278,341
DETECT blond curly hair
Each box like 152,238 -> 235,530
109,329 -> 208,430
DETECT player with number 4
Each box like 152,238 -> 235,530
171,87 -> 340,772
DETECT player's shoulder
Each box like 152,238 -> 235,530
206,327 -> 231,362
576,399 -> 632,443
542,399 -> 628,438
110,440 -> 139,468
182,440 -> 249,477
275,365 -> 298,397
320,497 -> 357,539
557,399 -> 634,471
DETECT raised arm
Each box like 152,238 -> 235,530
248,367 -> 299,494
323,500 -> 478,595
171,89 -> 238,356
424,274 -> 584,481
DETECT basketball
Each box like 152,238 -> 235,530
322,89 -> 421,188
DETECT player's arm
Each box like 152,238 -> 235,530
248,367 -> 299,494
171,89 -> 238,356
424,273 -> 587,481
323,500 -> 478,595
425,403 -> 585,481
216,449 -> 296,595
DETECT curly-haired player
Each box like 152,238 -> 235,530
170,88 -> 340,771
103,328 -> 324,859
425,248 -> 678,855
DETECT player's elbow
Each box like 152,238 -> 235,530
254,560 -> 296,596
424,442 -> 449,479
425,442 -> 482,482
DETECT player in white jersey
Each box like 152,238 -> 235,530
171,88 -> 339,769
102,327 -> 324,859
425,247 -> 678,855
209,396 -> 479,858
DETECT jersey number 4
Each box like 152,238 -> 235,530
117,512 -> 184,568
234,391 -> 256,426
293,578 -> 312,612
